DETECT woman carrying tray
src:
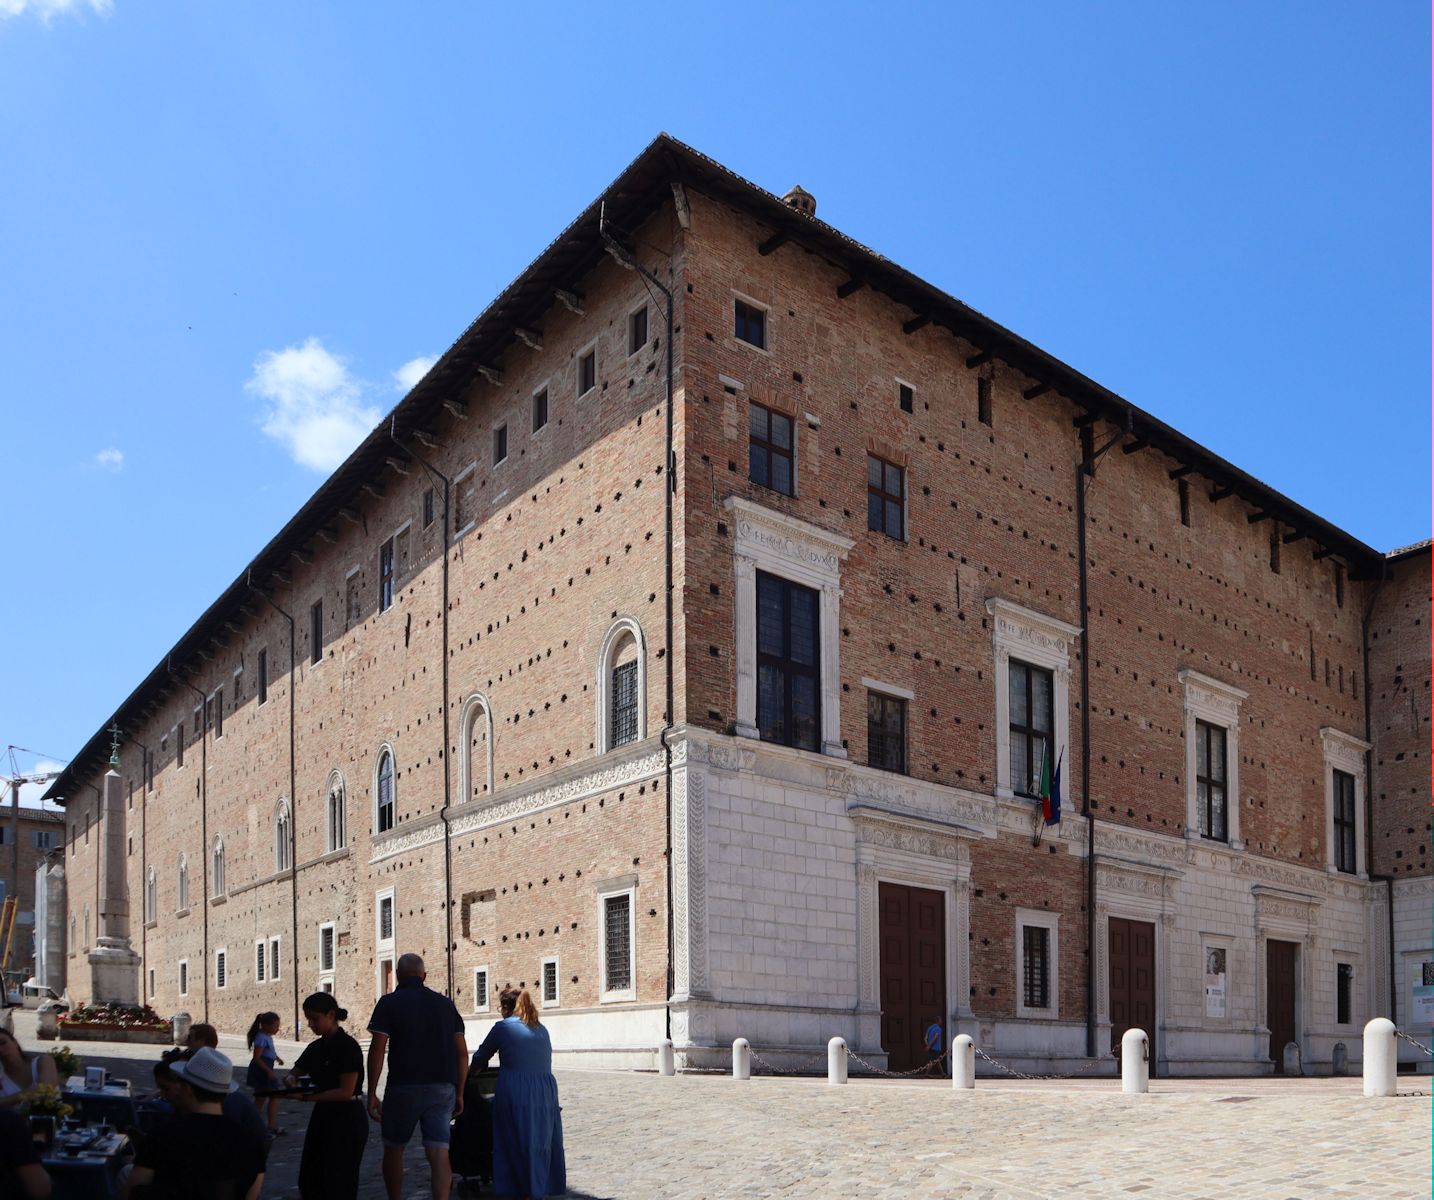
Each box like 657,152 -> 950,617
286,992 -> 367,1200
472,987 -> 566,1200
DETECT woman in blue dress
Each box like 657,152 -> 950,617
473,987 -> 566,1199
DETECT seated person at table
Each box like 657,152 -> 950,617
148,1055 -> 268,1156
0,1029 -> 59,1108
123,1048 -> 266,1200
183,1024 -> 219,1051
0,1107 -> 51,1199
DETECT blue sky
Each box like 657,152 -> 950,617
1,1 -> 1427,800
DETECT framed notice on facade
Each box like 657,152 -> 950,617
1412,961 -> 1434,1026
1204,947 -> 1228,1019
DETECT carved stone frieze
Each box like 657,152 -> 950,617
687,771 -> 709,995
857,863 -> 878,1008
854,816 -> 971,863
1094,826 -> 1191,868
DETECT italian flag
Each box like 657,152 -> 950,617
1038,743 -> 1064,826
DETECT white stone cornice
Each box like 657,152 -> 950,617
723,496 -> 855,574
1177,668 -> 1249,714
984,597 -> 1082,647
1319,727 -> 1372,770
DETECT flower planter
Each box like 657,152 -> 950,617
58,1023 -> 171,1044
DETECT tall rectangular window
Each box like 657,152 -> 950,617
1333,769 -> 1357,874
269,937 -> 281,981
866,454 -> 905,540
346,570 -> 362,627
541,957 -> 559,1007
1336,962 -> 1353,1025
898,382 -> 914,413
379,539 -> 395,613
532,387 -> 549,433
734,298 -> 766,349
422,487 -> 435,529
628,305 -> 648,355
215,950 -> 227,990
1334,563 -> 1345,609
1269,526 -> 1281,574
1179,479 -> 1191,527
176,722 -> 184,769
473,967 -> 489,1012
255,941 -> 267,982
867,691 -> 907,773
454,468 -> 476,535
603,893 -> 632,994
578,349 -> 596,396
319,924 -> 336,972
310,600 -> 323,665
1022,925 -> 1050,1009
179,960 -> 188,996
610,661 -> 639,748
1008,660 -> 1054,798
213,688 -> 223,740
756,572 -> 820,751
258,649 -> 268,706
977,376 -> 993,426
748,402 -> 794,496
493,423 -> 508,465
1196,720 -> 1228,842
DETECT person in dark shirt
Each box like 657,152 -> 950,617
149,1054 -> 269,1156
288,992 -> 367,1200
366,953 -> 468,1200
0,1107 -> 50,1199
123,1048 -> 265,1200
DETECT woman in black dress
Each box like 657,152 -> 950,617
288,992 -> 368,1200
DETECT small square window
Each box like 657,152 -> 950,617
734,298 -> 766,350
493,423 -> 508,465
578,349 -> 596,397
628,305 -> 648,355
898,382 -> 914,414
866,455 -> 905,540
532,387 -> 549,433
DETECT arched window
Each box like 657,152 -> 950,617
69,915 -> 76,954
458,694 -> 494,802
325,771 -> 347,852
375,749 -> 396,833
177,854 -> 189,911
83,906 -> 90,951
274,801 -> 291,872
212,836 -> 226,898
145,867 -> 157,924
597,618 -> 647,752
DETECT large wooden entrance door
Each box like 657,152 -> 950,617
1266,940 -> 1299,1072
878,883 -> 946,1072
1109,918 -> 1156,1061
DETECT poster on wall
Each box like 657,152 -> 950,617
1204,947 -> 1228,1018
1412,961 -> 1434,1026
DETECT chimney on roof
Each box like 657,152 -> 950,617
782,185 -> 816,219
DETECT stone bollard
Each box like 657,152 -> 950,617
172,1012 -> 192,1045
952,1035 -> 975,1089
732,1038 -> 750,1081
1282,1041 -> 1302,1076
1332,1042 -> 1348,1076
656,1039 -> 675,1076
36,1002 -> 64,1041
1363,1017 -> 1397,1097
827,1037 -> 848,1085
1120,1028 -> 1149,1094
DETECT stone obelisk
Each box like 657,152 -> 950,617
87,769 -> 140,1005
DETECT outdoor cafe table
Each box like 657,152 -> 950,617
42,1128 -> 131,1200
62,1076 -> 139,1130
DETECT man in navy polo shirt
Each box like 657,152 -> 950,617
367,953 -> 469,1200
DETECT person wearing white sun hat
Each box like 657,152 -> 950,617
122,1047 -> 267,1200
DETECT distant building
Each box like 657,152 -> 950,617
45,137 -> 1429,1075
2,807 -> 65,981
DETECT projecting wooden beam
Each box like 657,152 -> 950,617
223,621 -> 241,634
339,506 -> 362,525
1282,530 -> 1308,545
836,278 -> 865,299
385,457 -> 410,476
1023,383 -> 1051,400
757,231 -> 789,256
362,481 -> 386,499
1208,486 -> 1235,502
476,365 -> 503,387
291,547 -> 314,565
555,289 -> 584,315
1072,411 -> 1100,428
965,350 -> 992,369
1122,438 -> 1148,455
1246,510 -> 1272,524
413,429 -> 439,450
316,527 -> 339,544
515,328 -> 543,351
1312,546 -> 1336,560
903,314 -> 932,335
271,568 -> 292,585
670,182 -> 691,230
1168,465 -> 1195,480
443,398 -> 469,420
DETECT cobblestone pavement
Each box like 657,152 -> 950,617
16,1014 -> 1429,1200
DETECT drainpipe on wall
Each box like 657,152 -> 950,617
1359,566 -> 1396,1022
600,202 -> 677,1041
389,423 -> 456,999
169,661 -> 209,1022
248,573 -> 300,1040
129,738 -> 150,1008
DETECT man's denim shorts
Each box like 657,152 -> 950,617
381,1082 -> 455,1148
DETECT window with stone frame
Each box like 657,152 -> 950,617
211,837 -> 226,897
601,891 -> 633,997
1022,925 -> 1051,1009
375,750 -> 396,833
215,948 -> 227,990
756,571 -> 821,751
379,539 -> 395,613
748,402 -> 794,496
610,660 -> 639,748
319,923 -> 336,973
1008,660 -> 1054,798
866,690 -> 907,773
1332,769 -> 1357,873
1336,962 -> 1353,1025
326,774 -> 347,852
274,802 -> 291,872
1196,719 -> 1228,842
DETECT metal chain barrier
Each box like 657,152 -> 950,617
843,1047 -> 948,1079
746,1049 -> 828,1076
973,1044 -> 1119,1082
1394,1029 -> 1433,1058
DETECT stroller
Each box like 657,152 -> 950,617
449,1070 -> 494,1192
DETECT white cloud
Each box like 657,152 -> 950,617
247,338 -> 381,473
94,447 -> 123,471
0,0 -> 112,23
18,760 -> 66,809
393,355 -> 438,392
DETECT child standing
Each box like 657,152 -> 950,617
245,1011 -> 285,1136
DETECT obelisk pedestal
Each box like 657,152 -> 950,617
87,769 -> 140,1005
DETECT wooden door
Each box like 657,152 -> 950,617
1266,940 -> 1299,1072
1109,917 -> 1157,1061
878,883 -> 946,1072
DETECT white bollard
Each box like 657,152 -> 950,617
732,1037 -> 751,1081
1120,1028 -> 1149,1094
827,1037 -> 848,1085
952,1034 -> 975,1089
1363,1018 -> 1397,1097
656,1038 -> 675,1076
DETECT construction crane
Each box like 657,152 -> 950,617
2,747 -> 64,987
